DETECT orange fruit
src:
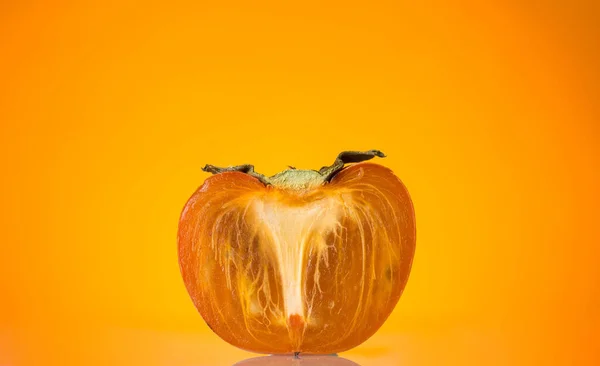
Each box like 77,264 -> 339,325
178,150 -> 416,354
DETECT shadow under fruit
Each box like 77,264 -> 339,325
177,150 -> 416,354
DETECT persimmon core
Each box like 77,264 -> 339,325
252,194 -> 342,329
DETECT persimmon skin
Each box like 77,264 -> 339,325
178,162 -> 416,354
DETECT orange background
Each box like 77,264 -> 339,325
1,1 -> 599,365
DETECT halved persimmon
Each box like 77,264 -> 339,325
178,150 -> 416,355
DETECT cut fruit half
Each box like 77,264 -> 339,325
178,151 -> 416,354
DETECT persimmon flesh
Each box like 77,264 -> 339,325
178,151 -> 416,354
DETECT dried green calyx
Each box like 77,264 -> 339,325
202,149 -> 386,190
